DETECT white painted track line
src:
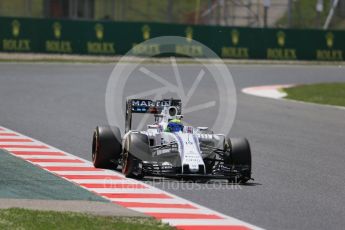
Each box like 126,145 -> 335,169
53,171 -> 121,176
87,188 -> 159,194
0,142 -> 43,146
0,135 -> 36,139
3,148 -> 66,152
29,162 -> 90,167
161,218 -> 256,226
109,198 -> 189,204
69,179 -> 140,184
130,207 -> 214,214
15,155 -> 77,160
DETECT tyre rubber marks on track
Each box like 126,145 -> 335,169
0,126 -> 263,230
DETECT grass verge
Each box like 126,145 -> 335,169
283,83 -> 345,107
0,208 -> 173,230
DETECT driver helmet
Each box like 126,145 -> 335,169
167,119 -> 184,132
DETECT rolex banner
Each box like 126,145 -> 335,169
0,17 -> 344,61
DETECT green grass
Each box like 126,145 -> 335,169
0,208 -> 173,230
283,83 -> 345,107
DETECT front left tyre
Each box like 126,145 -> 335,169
224,138 -> 252,183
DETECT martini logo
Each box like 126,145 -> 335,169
231,29 -> 239,46
132,100 -> 171,107
53,22 -> 62,39
185,27 -> 193,42
132,100 -> 154,107
325,32 -> 334,48
12,20 -> 20,37
95,24 -> 104,40
277,31 -> 285,47
142,25 -> 150,40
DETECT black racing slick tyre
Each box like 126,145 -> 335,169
226,138 -> 252,183
122,133 -> 151,179
92,126 -> 122,169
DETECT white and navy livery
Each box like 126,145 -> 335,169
92,99 -> 252,182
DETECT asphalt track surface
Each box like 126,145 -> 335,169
1,62 -> 345,230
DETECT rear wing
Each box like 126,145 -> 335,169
125,99 -> 182,132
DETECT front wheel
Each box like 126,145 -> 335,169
122,151 -> 143,179
225,138 -> 252,183
122,133 -> 150,179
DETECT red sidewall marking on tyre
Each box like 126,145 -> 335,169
0,125 -> 264,230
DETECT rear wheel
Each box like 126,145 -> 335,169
92,126 -> 122,169
225,138 -> 252,183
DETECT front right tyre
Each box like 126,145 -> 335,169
122,133 -> 151,179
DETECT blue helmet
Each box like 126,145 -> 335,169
167,119 -> 184,132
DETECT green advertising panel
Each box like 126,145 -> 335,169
0,16 -> 344,61
0,17 -> 36,53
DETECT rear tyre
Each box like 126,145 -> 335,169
226,138 -> 252,183
92,126 -> 122,169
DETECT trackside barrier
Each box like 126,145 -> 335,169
0,16 -> 344,61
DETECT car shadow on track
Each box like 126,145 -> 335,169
140,177 -> 262,187
111,168 -> 262,187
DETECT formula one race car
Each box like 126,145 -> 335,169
92,99 -> 252,183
